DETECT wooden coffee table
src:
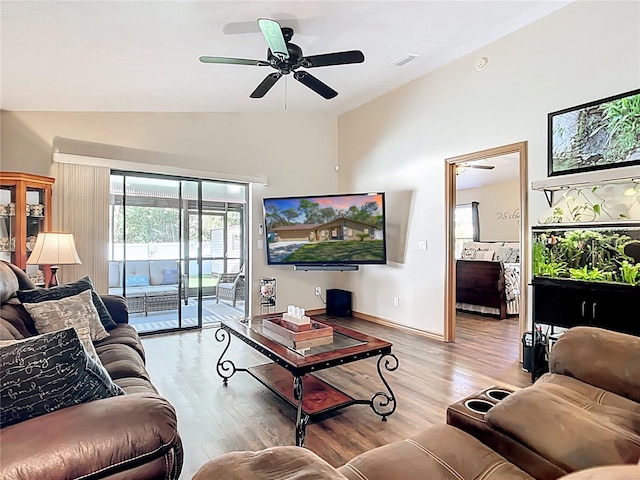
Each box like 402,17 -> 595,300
215,314 -> 399,447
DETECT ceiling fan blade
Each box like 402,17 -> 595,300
293,71 -> 338,99
302,50 -> 365,68
469,165 -> 495,170
250,72 -> 282,98
199,56 -> 270,67
258,18 -> 289,61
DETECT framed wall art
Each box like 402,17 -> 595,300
548,88 -> 640,176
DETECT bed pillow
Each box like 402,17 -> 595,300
476,250 -> 495,261
16,276 -> 117,331
496,247 -> 519,263
463,241 -> 502,251
461,248 -> 494,260
0,327 -> 124,429
460,248 -> 478,260
21,290 -> 103,360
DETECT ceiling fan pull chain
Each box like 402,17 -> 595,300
284,76 -> 288,110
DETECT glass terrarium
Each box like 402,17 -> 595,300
532,222 -> 640,286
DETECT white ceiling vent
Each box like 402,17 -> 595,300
390,54 -> 419,67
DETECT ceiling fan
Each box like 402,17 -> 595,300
199,18 -> 365,99
456,163 -> 495,175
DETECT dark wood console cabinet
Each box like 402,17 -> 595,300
531,277 -> 640,380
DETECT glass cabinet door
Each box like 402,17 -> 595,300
0,185 -> 16,265
0,172 -> 54,285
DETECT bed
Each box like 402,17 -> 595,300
455,241 -> 520,319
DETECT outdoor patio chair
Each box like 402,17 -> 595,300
215,270 -> 245,307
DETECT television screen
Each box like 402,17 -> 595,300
263,192 -> 387,267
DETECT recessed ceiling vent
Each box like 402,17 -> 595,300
390,54 -> 419,67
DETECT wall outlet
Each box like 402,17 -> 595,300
393,296 -> 399,307
315,287 -> 321,296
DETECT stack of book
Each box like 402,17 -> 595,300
261,315 -> 334,351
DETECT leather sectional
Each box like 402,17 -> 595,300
0,262 -> 183,480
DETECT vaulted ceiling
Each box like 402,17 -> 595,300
1,1 -> 571,114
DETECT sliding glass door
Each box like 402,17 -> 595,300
109,172 -> 247,334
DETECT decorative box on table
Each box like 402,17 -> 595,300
262,316 -> 334,350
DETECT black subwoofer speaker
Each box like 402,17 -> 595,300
326,289 -> 352,317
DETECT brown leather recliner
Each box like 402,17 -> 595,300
0,261 -> 183,480
448,326 -> 640,480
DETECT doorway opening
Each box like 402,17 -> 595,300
444,142 -> 529,347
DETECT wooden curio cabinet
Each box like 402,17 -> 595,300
0,172 -> 54,284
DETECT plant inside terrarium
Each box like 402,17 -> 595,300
620,260 -> 640,285
532,229 -> 640,285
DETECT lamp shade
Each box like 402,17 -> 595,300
26,232 -> 82,266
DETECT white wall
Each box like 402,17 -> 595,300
337,1 -> 640,335
0,111 -> 341,313
457,182 -> 520,242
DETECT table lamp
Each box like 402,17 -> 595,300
26,232 -> 82,287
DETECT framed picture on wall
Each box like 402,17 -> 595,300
548,88 -> 640,177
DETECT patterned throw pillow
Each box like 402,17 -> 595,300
461,248 -> 477,260
125,275 -> 150,287
16,277 -> 117,331
21,290 -> 104,360
496,247 -> 519,263
0,327 -> 124,428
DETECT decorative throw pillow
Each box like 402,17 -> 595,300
161,269 -> 180,285
125,275 -> 150,287
16,276 -> 117,331
461,248 -> 477,260
0,327 -> 124,429
21,290 -> 103,360
496,247 -> 519,263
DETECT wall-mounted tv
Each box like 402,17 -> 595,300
263,192 -> 387,268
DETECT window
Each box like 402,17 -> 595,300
455,202 -> 479,258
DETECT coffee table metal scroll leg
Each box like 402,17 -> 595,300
293,376 -> 310,447
370,352 -> 399,421
215,327 -> 237,386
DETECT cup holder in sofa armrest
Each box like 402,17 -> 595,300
464,399 -> 494,414
486,389 -> 512,401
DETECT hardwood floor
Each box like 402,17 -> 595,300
141,311 -> 530,479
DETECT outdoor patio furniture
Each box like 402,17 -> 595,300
215,271 -> 245,307
108,260 -> 188,315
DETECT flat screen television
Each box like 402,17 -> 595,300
263,192 -> 387,268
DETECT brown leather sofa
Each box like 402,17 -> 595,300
192,326 -> 640,480
0,262 -> 183,480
